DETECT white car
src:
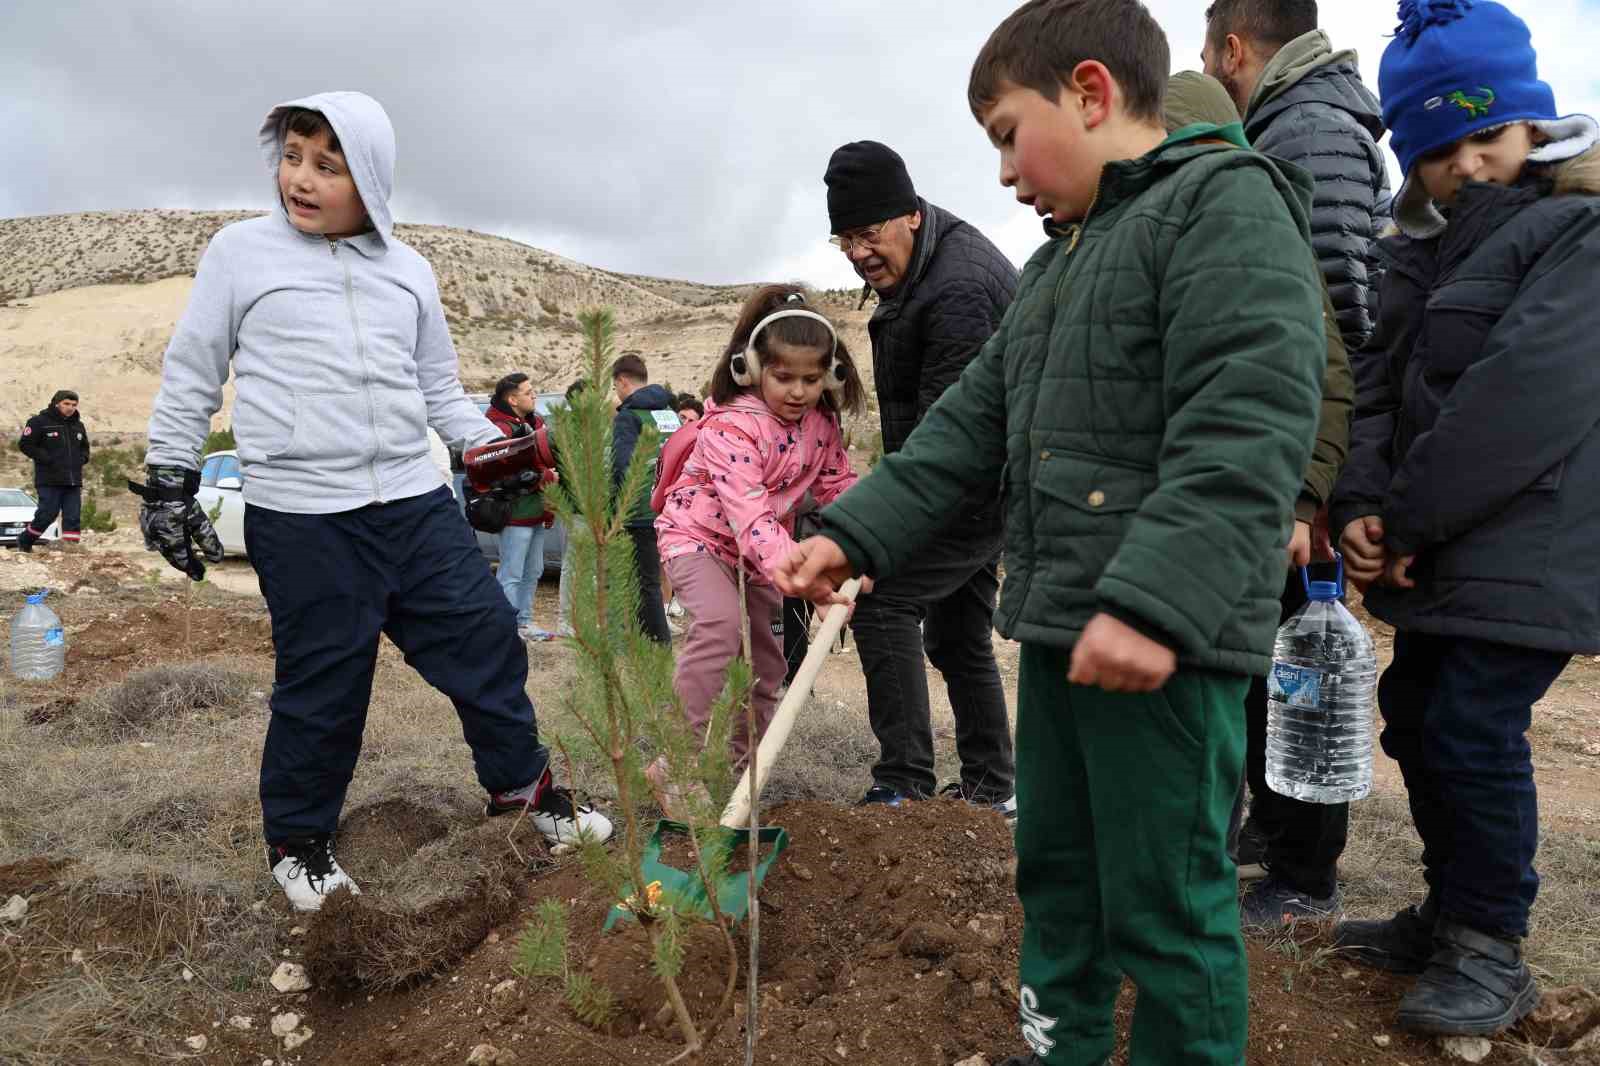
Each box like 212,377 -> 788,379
195,451 -> 247,556
0,488 -> 61,547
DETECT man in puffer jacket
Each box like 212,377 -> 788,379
1204,0 -> 1389,349
1204,0 -> 1384,921
15,389 -> 91,551
822,140 -> 1018,813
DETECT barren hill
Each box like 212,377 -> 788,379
0,210 -> 872,432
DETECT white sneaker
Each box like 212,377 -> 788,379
667,597 -> 685,618
269,837 -> 360,912
485,771 -> 614,846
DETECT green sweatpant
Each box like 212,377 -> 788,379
1014,644 -> 1248,1065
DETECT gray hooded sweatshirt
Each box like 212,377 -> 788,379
146,91 -> 498,514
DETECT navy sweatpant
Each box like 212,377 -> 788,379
29,485 -> 81,541
245,487 -> 548,844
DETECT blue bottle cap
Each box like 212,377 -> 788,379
26,591 -> 46,605
1306,580 -> 1341,602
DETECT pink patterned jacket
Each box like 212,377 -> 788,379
655,394 -> 858,586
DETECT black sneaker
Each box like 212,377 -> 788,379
486,769 -> 615,845
1239,873 -> 1340,930
939,781 -> 1018,824
857,784 -> 916,807
1333,899 -> 1437,974
268,835 -> 360,912
1397,921 -> 1540,1036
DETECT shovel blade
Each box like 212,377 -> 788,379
603,820 -> 788,931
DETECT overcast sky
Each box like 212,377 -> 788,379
4,1 -> 1597,288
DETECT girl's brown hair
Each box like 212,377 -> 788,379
709,283 -> 866,417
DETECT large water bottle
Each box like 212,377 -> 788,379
9,590 -> 66,681
1265,555 -> 1377,803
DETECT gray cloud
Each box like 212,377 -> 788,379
5,1 -> 1589,289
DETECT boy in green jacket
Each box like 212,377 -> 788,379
776,1 -> 1324,1062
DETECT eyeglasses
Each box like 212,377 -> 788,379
828,219 -> 897,253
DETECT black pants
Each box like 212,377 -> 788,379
29,484 -> 82,540
850,528 -> 1013,801
246,487 -> 548,844
1380,631 -> 1568,938
782,597 -> 815,685
1237,569 -> 1349,897
628,527 -> 671,644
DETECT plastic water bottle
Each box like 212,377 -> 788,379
1265,555 -> 1376,804
9,590 -> 66,681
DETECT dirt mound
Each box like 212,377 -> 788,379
41,660 -> 260,741
303,819 -> 549,992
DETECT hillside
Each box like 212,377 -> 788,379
0,210 -> 872,432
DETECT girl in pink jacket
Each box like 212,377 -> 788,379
655,284 -> 866,772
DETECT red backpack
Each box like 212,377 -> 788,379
649,411 -> 756,513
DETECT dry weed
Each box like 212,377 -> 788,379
57,662 -> 259,743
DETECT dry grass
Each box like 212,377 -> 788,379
53,661 -> 259,743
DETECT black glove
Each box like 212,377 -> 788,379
128,465 -> 225,581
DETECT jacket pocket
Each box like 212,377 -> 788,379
1421,277 -> 1517,381
371,386 -> 430,460
232,384 -> 294,463
1428,475 -> 1560,589
281,390 -> 370,468
1031,448 -> 1156,579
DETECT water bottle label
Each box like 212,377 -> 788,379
1268,662 -> 1323,709
43,627 -> 65,647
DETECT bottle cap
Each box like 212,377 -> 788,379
1306,580 -> 1341,602
26,591 -> 46,605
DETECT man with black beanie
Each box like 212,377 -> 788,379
14,389 -> 91,552
822,140 -> 1019,813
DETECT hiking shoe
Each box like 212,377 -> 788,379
1240,874 -> 1340,930
1235,818 -> 1270,881
268,835 -> 360,913
1397,921 -> 1540,1036
857,784 -> 916,807
486,769 -> 614,845
1333,899 -> 1437,974
13,529 -> 33,553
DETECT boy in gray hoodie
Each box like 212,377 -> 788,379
137,91 -> 612,912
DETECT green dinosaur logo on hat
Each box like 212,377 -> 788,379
1448,87 -> 1496,119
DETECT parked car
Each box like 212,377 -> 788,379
452,392 -> 569,573
0,488 -> 60,547
195,451 -> 247,555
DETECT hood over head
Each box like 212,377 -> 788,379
259,91 -> 396,249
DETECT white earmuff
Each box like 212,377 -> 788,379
732,305 -> 844,393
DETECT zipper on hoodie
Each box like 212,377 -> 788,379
333,241 -> 385,503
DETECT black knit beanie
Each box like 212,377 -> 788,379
824,141 -> 918,234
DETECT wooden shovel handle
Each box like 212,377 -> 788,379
720,577 -> 863,829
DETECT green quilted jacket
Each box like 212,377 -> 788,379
822,126 -> 1325,676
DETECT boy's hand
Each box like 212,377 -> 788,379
775,536 -> 856,604
1341,515 -> 1387,591
1384,554 -> 1418,590
1068,613 -> 1177,693
1287,520 -> 1313,568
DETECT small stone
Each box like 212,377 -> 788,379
791,863 -> 814,882
492,978 -> 517,999
1440,1035 -> 1493,1063
269,962 -> 311,993
289,926 -> 306,937
228,1016 -> 253,1031
467,1044 -> 506,1065
550,843 -> 574,856
185,1035 -> 207,1051
270,1012 -> 301,1038
181,966 -> 195,982
70,948 -> 86,965
898,922 -> 971,960
965,913 -> 1005,948
1583,742 -> 1600,757
487,931 -> 501,944
0,895 -> 28,922
971,979 -> 992,1000
138,742 -> 155,749
797,1019 -> 839,1045
250,901 -> 266,915
954,1055 -> 991,1066
1373,1034 -> 1392,1047
283,1028 -> 313,1051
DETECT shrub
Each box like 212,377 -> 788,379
202,428 -> 236,454
79,496 -> 118,533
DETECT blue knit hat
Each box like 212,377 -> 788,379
1381,0 -> 1598,236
